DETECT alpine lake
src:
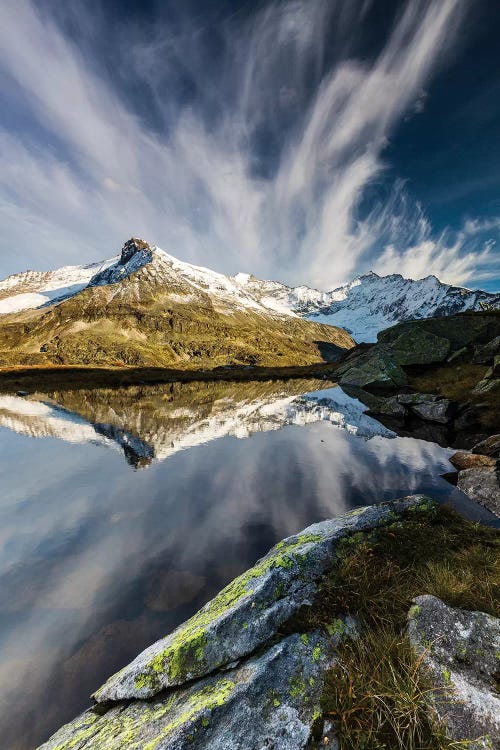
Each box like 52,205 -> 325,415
0,376 -> 495,750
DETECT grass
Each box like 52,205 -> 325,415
408,363 -> 488,404
409,361 -> 500,434
296,504 -> 500,749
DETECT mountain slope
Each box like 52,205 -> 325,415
1,240 -> 498,343
0,239 -> 353,369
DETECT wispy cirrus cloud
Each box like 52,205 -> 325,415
0,0 -> 496,288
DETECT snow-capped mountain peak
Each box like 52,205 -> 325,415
0,238 -> 498,342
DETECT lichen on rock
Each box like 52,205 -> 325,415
408,594 -> 500,749
39,633 -> 335,750
94,496 -> 426,703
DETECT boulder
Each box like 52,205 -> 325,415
410,398 -> 456,424
378,313 -> 500,352
472,377 -> 500,395
39,632 -> 337,750
408,595 -> 500,748
449,451 -> 498,471
457,468 -> 500,517
472,434 -> 500,459
472,335 -> 500,364
94,497 -> 423,702
338,349 -> 407,394
390,330 -> 450,366
367,395 -> 407,418
397,393 -> 440,406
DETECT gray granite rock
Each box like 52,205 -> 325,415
457,468 -> 500,517
39,632 -> 337,750
390,329 -> 450,366
410,398 -> 456,424
337,349 -> 407,393
95,497 -> 424,702
408,595 -> 500,749
473,336 -> 500,364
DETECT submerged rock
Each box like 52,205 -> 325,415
367,395 -> 407,418
39,632 -> 336,750
408,595 -> 500,748
94,498 -> 423,702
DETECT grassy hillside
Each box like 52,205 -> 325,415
0,265 -> 354,369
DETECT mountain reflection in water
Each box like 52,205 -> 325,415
0,379 -> 395,468
0,378 -> 491,750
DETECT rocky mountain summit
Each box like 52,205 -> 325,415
0,239 -> 354,369
1,239 -> 498,343
38,498 -> 500,750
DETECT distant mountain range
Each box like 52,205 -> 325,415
0,237 -> 498,367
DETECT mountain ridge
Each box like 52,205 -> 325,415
0,239 -> 498,342
0,239 -> 354,369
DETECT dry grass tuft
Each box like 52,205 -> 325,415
300,505 -> 500,749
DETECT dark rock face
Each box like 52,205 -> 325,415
408,595 -> 500,748
472,335 -> 500,364
377,312 -> 500,351
473,434 -> 500,458
336,348 -> 407,393
120,238 -> 151,265
389,329 -> 450,366
457,468 -> 500,517
410,398 -> 456,424
335,312 -> 500,450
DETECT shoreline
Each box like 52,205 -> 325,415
0,362 -> 342,393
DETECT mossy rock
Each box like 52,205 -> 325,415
390,329 -> 450,365
38,633 -> 334,750
408,595 -> 500,747
94,496 -> 426,702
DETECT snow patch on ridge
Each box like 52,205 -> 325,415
0,258 -> 117,314
0,242 -> 498,340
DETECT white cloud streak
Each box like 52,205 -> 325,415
0,0 -> 495,288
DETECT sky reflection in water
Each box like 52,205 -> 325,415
0,380 -> 490,750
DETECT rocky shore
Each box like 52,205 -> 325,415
38,497 -> 500,750
334,310 -> 500,516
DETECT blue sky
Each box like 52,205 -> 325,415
0,0 -> 499,291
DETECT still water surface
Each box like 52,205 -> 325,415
0,378 -> 491,749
